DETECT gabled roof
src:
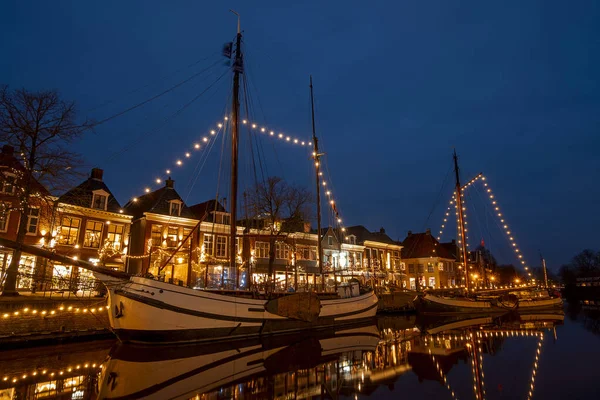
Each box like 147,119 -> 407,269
0,145 -> 50,196
401,230 -> 455,259
189,199 -> 226,222
58,169 -> 122,213
123,178 -> 197,220
344,225 -> 399,246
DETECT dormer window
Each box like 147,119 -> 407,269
169,201 -> 181,216
347,235 -> 356,245
91,190 -> 108,210
328,236 -> 333,246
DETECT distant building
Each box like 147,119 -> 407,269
401,229 -> 458,289
124,177 -> 199,285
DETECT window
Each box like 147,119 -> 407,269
418,264 -> 424,273
0,174 -> 16,194
214,213 -> 230,225
235,237 -> 241,255
91,193 -> 107,210
429,277 -> 436,288
83,221 -> 103,248
297,245 -> 311,260
182,228 -> 192,249
167,226 -> 178,247
215,236 -> 227,258
255,241 -> 269,258
26,207 -> 39,234
59,217 -> 80,245
438,262 -> 444,271
0,202 -> 9,232
203,234 -> 214,255
347,235 -> 356,245
169,202 -> 181,216
409,278 -> 416,290
311,246 -> 317,260
151,224 -> 163,246
275,242 -> 289,260
327,236 -> 333,246
400,262 -> 406,271
408,264 -> 415,274
107,224 -> 124,250
427,263 -> 434,273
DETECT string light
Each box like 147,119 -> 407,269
462,174 -> 532,279
0,362 -> 103,386
0,304 -> 108,319
127,116 -> 313,206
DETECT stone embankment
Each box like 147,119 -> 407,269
0,294 -> 113,348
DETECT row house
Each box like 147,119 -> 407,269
401,229 -> 458,289
191,199 -> 244,289
52,168 -> 132,289
344,226 -> 403,285
0,145 -> 53,290
124,178 -> 201,286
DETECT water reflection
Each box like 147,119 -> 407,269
0,311 -> 568,400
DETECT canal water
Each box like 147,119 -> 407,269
0,301 -> 598,399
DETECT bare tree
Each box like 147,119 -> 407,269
0,86 -> 91,296
245,177 -> 313,286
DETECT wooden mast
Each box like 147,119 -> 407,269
310,76 -> 324,291
230,11 -> 242,288
453,150 -> 470,291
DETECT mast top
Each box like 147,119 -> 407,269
230,9 -> 240,34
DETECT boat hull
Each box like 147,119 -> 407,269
96,275 -> 378,344
415,294 -> 506,315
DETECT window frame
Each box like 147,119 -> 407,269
58,216 -> 81,246
91,192 -> 108,211
255,241 -> 269,258
203,233 -> 214,256
169,201 -> 181,217
0,202 -> 10,233
83,220 -> 104,249
215,235 -> 227,258
151,224 -> 163,246
106,223 -> 124,251
0,173 -> 16,195
26,207 -> 40,235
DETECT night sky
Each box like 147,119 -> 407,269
2,1 -> 599,271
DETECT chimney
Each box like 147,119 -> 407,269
451,239 -> 456,245
166,177 -> 174,188
426,228 -> 431,235
1,145 -> 14,156
91,168 -> 104,181
407,230 -> 412,236
379,227 -> 385,234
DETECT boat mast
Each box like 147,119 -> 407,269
310,76 -> 324,291
230,11 -> 242,288
540,252 -> 548,288
453,150 -> 470,291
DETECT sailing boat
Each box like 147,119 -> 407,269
414,150 -> 563,314
93,15 -> 377,344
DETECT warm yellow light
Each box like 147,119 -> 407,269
242,119 -> 247,124
210,129 -> 216,134
270,131 -> 274,135
185,152 -> 190,158
202,137 -> 208,142
74,244 -> 80,249
166,169 -> 171,174
251,124 -> 256,129
145,188 -> 150,193
155,178 -> 161,184
278,133 -> 283,138
176,160 -> 182,165
217,123 -> 223,128
260,127 -> 265,132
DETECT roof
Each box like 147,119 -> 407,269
0,145 -> 50,196
344,225 -> 399,246
58,176 -> 122,213
123,178 -> 197,220
189,199 -> 226,222
401,231 -> 455,259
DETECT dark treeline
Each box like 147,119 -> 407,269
559,249 -> 600,284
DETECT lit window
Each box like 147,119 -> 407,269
182,228 -> 192,249
255,241 -> 269,258
167,226 -> 178,247
215,236 -> 227,258
0,202 -> 9,232
275,242 -> 289,260
83,221 -> 103,248
106,224 -> 124,250
203,234 -> 214,256
26,207 -> 40,234
91,193 -> 107,210
327,236 -> 333,246
58,217 -> 81,245
151,224 -> 162,246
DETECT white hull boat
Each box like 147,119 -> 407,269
97,274 -> 378,344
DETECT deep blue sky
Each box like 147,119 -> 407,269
2,1 -> 599,270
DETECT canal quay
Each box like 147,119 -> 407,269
0,300 -> 599,399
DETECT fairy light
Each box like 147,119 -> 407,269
463,174 -> 532,279
0,304 -> 108,319
428,348 -> 459,400
527,332 -> 544,400
128,116 -> 314,206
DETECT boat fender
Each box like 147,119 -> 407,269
114,301 -> 124,319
